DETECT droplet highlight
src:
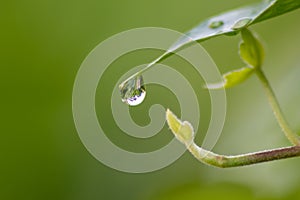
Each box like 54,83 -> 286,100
119,75 -> 146,106
232,18 -> 252,30
209,20 -> 224,29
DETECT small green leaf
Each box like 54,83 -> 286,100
166,109 -> 194,145
206,67 -> 254,89
239,29 -> 264,68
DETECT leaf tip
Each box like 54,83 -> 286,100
166,109 -> 195,145
166,109 -> 181,134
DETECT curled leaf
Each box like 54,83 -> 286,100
206,67 -> 254,89
166,109 -> 194,145
239,29 -> 264,68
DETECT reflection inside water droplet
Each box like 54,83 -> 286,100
119,75 -> 146,106
209,20 -> 224,29
124,89 -> 146,106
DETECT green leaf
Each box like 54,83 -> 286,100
239,29 -> 264,68
254,0 -> 300,23
166,109 -> 194,145
206,67 -> 254,89
148,0 -> 300,65
169,0 -> 300,51
121,0 -> 300,91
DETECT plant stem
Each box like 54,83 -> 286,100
188,142 -> 300,168
167,108 -> 300,168
255,68 -> 300,145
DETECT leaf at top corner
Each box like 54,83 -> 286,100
168,0 -> 300,52
206,67 -> 254,89
129,0 -> 300,79
254,0 -> 300,23
239,29 -> 264,68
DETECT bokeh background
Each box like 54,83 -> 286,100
2,0 -> 300,199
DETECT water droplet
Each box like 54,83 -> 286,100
232,18 -> 252,30
119,75 -> 146,106
209,20 -> 224,29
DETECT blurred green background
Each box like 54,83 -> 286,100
2,0 -> 300,199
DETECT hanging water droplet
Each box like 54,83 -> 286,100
232,18 -> 252,30
209,20 -> 224,29
125,89 -> 146,106
119,75 -> 146,106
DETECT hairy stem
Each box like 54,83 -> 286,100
188,142 -> 300,168
255,68 -> 300,145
